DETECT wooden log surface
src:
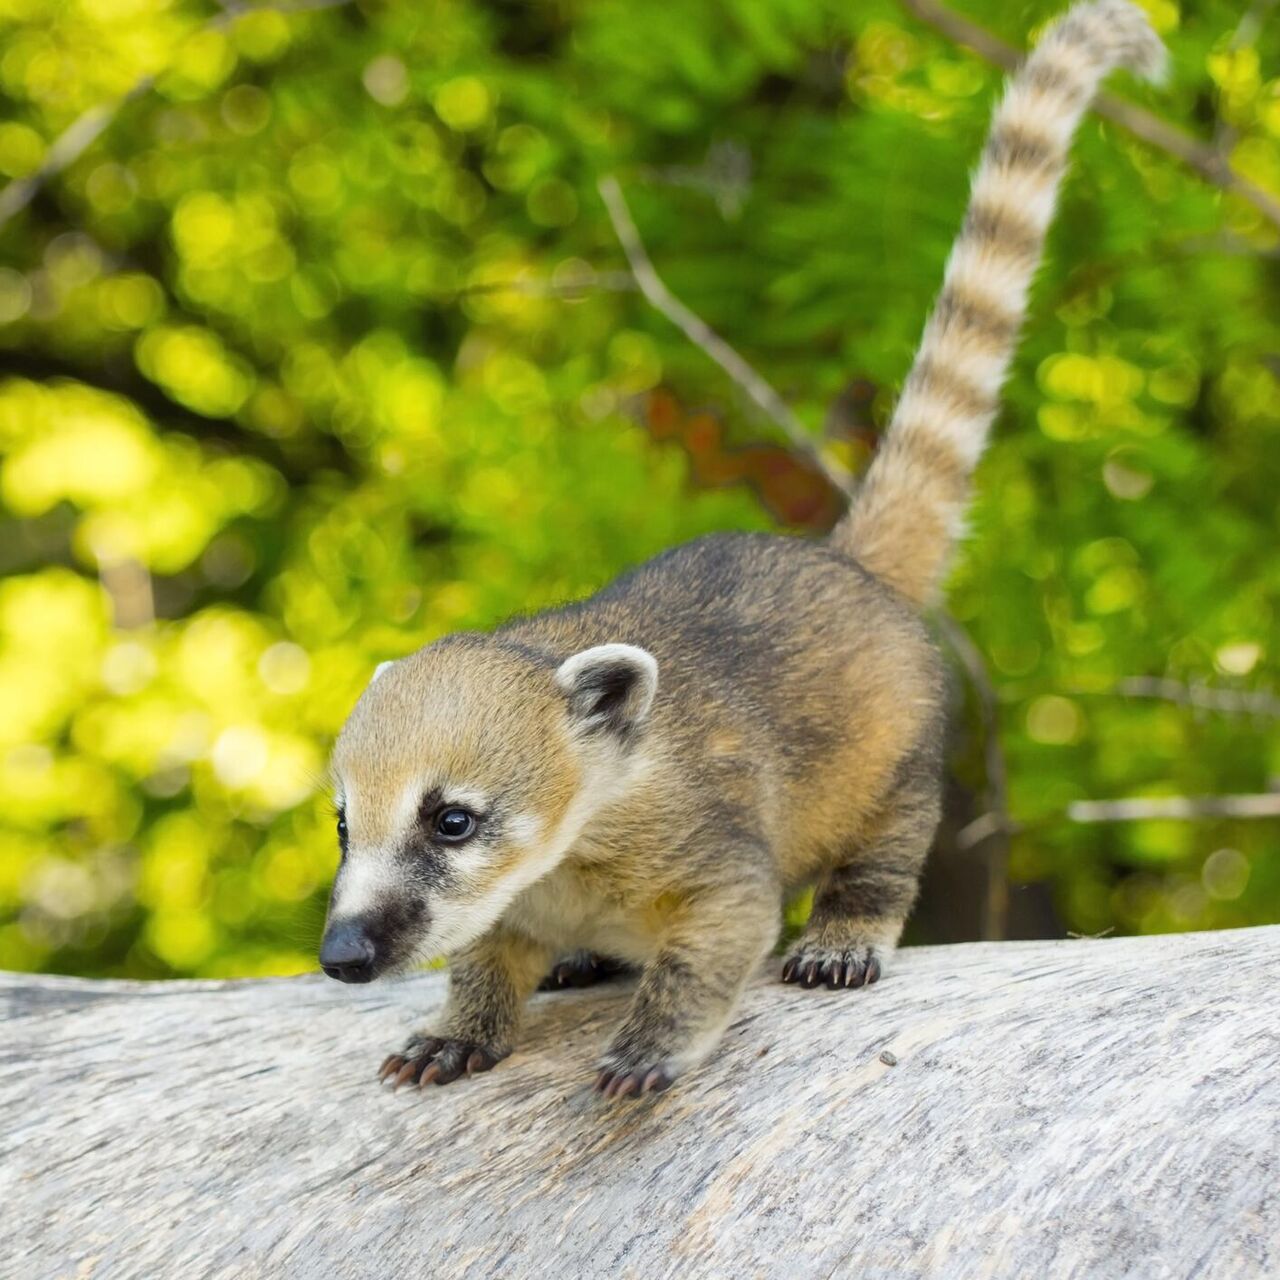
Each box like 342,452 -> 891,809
3,927 -> 1279,1279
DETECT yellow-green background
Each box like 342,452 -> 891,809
1,0 -> 1276,978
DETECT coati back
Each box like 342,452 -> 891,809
319,1 -> 1166,1099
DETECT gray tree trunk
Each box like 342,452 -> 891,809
3,927 -> 1278,1279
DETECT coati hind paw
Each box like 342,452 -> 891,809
781,945 -> 884,991
539,950 -> 632,991
378,1035 -> 503,1090
594,1059 -> 676,1101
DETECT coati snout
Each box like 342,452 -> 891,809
319,899 -> 431,983
319,919 -> 376,983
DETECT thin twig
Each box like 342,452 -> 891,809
958,791 -> 1280,848
1007,677 -> 1280,718
0,0 -> 355,231
597,176 -> 855,497
899,0 -> 1280,235
1104,677 -> 1280,720
1227,0 -> 1278,51
0,81 -> 155,227
1211,0 -> 1278,176
956,811 -> 1007,852
937,614 -> 1010,940
1068,793 -> 1280,823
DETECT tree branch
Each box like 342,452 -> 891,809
9,930 -> 1280,1274
597,176 -> 855,497
899,0 -> 1280,235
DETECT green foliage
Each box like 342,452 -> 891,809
0,0 -> 1276,976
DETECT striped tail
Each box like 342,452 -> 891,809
832,0 -> 1166,606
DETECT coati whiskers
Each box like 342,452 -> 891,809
319,0 -> 1167,1099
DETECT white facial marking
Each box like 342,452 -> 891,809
505,812 -> 543,846
329,848 -> 398,921
423,842 -> 561,958
391,780 -> 424,832
390,779 -> 492,832
420,754 -> 651,960
440,786 -> 489,812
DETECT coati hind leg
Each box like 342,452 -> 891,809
539,950 -> 634,991
782,767 -> 941,992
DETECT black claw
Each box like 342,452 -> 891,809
612,1073 -> 641,1100
596,1063 -> 675,1100
644,1068 -> 673,1094
466,1048 -> 496,1075
384,1038 -> 501,1090
782,948 -> 881,993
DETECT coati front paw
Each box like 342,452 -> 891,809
594,1042 -> 678,1101
781,943 -> 883,991
378,1035 -> 504,1090
539,950 -> 632,991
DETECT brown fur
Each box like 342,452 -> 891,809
322,2 -> 1166,1099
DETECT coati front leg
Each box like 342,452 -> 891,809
782,768 -> 941,991
596,864 -> 780,1100
381,928 -> 550,1088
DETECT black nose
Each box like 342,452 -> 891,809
319,922 -> 376,983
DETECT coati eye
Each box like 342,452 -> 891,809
435,808 -> 476,842
336,809 -> 348,851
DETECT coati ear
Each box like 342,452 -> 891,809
555,644 -> 658,737
371,661 -> 395,682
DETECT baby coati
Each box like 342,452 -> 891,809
319,0 -> 1165,1099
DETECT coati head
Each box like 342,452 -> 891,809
317,635 -> 657,983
